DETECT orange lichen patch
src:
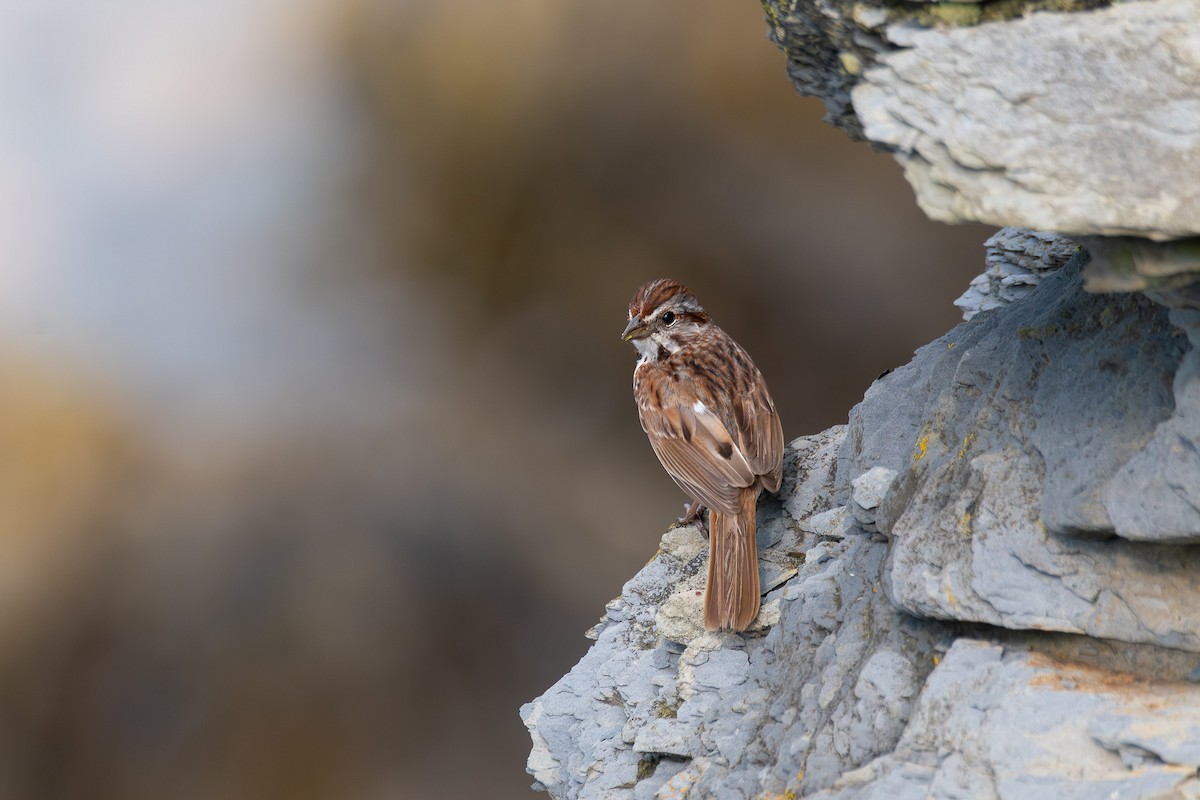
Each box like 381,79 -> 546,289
913,434 -> 929,468
1025,652 -> 1189,695
957,432 -> 976,459
757,773 -> 803,800
659,763 -> 706,799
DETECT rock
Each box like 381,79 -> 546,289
1079,237 -> 1200,294
653,587 -> 707,646
851,0 -> 1200,240
848,467 -> 896,533
632,717 -> 696,759
652,531 -> 800,647
954,228 -> 1082,321
658,524 -> 707,563
1104,308 -> 1200,542
849,468 -> 894,513
812,639 -> 1200,799
1089,708 -> 1200,771
842,650 -> 920,764
522,426 -> 953,798
846,262 -> 1200,648
760,0 -> 1106,140
801,506 -> 856,539
784,426 -> 846,524
759,0 -> 875,138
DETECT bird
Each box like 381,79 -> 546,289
622,279 -> 784,631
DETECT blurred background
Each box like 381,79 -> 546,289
0,1 -> 988,798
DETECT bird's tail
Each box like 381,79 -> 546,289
704,488 -> 760,632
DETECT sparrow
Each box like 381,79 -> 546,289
623,279 -> 783,631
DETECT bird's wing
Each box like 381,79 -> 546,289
640,399 -> 756,516
732,377 -> 784,493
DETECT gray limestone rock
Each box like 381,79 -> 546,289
849,468 -> 894,515
848,467 -> 896,533
1104,308 -> 1200,542
759,0 -> 876,138
812,639 -> 1200,800
1080,237 -> 1200,294
758,0 -> 1107,140
785,426 -> 846,523
851,0 -> 1200,240
846,262 -> 1200,648
800,506 -> 856,540
955,228 -> 1082,321
522,426 -> 953,799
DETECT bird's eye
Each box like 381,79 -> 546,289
661,311 -> 676,326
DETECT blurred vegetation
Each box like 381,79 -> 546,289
0,1 -> 987,798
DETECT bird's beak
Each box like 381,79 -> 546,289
622,318 -> 648,341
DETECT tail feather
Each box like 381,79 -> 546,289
704,488 -> 760,631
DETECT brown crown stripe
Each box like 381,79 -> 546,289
629,279 -> 694,318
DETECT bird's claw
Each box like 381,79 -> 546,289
674,500 -> 708,531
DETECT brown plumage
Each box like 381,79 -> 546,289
622,279 -> 784,631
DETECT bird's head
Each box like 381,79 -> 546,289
622,279 -> 710,360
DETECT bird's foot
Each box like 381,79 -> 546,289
673,500 -> 708,533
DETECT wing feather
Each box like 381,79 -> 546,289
733,380 -> 784,493
640,402 -> 755,516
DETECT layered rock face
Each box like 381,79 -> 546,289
523,2 -> 1200,798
